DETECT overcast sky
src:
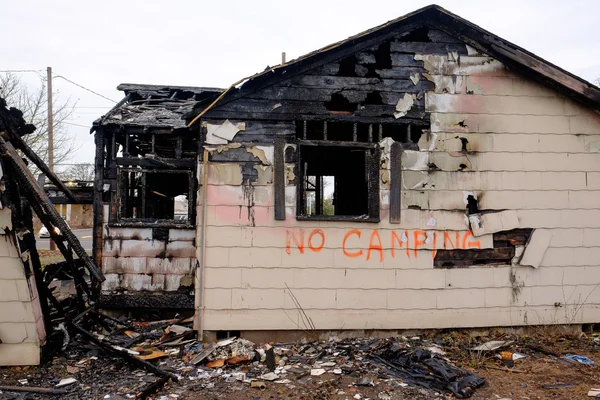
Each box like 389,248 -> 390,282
3,0 -> 599,168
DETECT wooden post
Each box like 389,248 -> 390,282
47,66 -> 57,251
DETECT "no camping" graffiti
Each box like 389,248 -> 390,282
285,229 -> 481,261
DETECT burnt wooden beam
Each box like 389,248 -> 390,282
298,139 -> 377,148
0,135 -> 104,282
69,322 -> 178,382
6,131 -> 78,203
202,20 -> 424,112
273,139 -> 285,221
116,157 -> 195,169
389,142 -> 403,224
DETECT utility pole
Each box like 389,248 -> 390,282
47,67 -> 56,250
47,66 -> 54,173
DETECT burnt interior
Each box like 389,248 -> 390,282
119,170 -> 191,222
434,229 -> 533,268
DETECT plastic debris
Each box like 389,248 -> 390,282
565,354 -> 594,365
56,377 -> 77,387
470,340 -> 513,351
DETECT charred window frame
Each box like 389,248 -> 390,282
117,168 -> 194,224
295,120 -> 381,222
109,129 -> 199,225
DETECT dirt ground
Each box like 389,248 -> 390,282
2,329 -> 600,400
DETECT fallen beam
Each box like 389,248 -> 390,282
69,323 -> 178,382
0,133 -> 104,282
0,385 -> 68,395
8,130 -> 78,203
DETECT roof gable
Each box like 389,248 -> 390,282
192,5 -> 600,124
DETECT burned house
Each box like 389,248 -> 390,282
0,97 -> 103,365
93,5 -> 600,336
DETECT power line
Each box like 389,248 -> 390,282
0,69 -> 45,73
52,74 -> 118,104
64,121 -> 91,128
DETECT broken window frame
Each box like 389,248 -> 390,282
295,120 -> 381,222
116,167 -> 195,225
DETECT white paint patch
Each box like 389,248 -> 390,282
426,217 -> 436,227
394,93 -> 415,119
463,191 -> 474,206
401,232 -> 408,242
465,45 -> 480,56
255,145 -> 274,165
410,73 -> 420,85
212,119 -> 246,142
403,150 -> 429,171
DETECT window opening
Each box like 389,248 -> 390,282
119,169 -> 192,223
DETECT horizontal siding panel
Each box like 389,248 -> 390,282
203,304 -> 600,330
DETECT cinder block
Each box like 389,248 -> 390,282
101,273 -> 120,292
204,267 -> 242,289
120,274 -> 152,291
169,228 -> 196,242
165,274 -> 189,291
166,241 -> 195,258
147,257 -> 194,274
105,239 -> 166,258
588,172 -> 600,189
103,257 -> 147,274
336,289 -> 387,309
105,227 -> 152,240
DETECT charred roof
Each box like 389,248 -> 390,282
93,84 -> 223,130
188,4 -> 600,123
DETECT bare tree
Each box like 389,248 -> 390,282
0,72 -> 78,173
60,163 -> 94,182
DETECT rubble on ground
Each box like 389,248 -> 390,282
4,314 -> 600,399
